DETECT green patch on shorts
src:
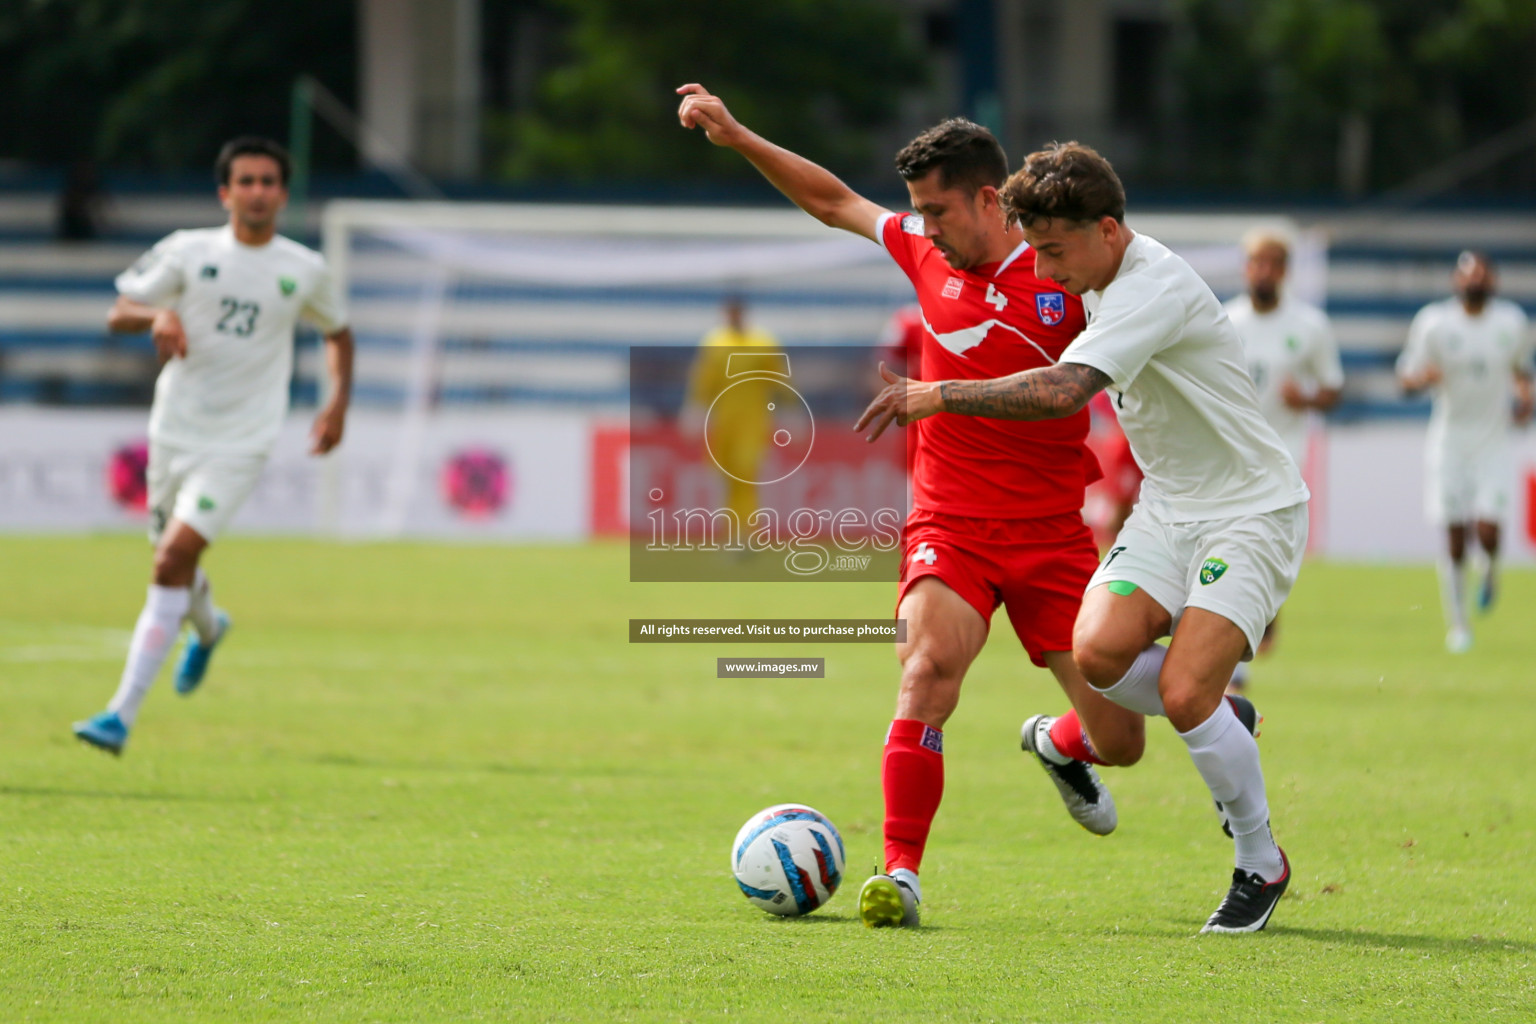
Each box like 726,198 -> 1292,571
1200,558 -> 1228,585
197,495 -> 217,512
1107,581 -> 1139,596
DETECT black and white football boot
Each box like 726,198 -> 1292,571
1201,847 -> 1290,934
1021,714 -> 1117,835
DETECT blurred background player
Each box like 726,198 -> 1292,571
682,295 -> 783,527
861,142 -> 1303,933
880,302 -> 924,381
678,85 -> 1146,930
72,137 -> 354,755
1397,251 -> 1534,654
1083,390 -> 1141,552
879,303 -> 924,478
1223,228 -> 1343,689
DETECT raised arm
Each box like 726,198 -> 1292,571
855,362 -> 1112,441
677,84 -> 888,241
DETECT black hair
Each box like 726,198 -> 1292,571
894,119 -> 1008,195
215,137 -> 291,187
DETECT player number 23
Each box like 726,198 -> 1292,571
216,298 -> 260,337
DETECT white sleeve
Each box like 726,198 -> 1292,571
1059,278 -> 1185,390
115,232 -> 186,307
1396,307 -> 1437,378
1307,312 -> 1345,390
301,260 -> 348,335
1511,307 -> 1534,375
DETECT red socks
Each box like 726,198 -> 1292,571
882,719 -> 945,874
1048,709 -> 1109,766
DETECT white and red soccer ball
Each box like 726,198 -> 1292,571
730,803 -> 845,916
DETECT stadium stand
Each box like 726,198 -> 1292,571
1,188 -> 1534,421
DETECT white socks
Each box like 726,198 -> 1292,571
187,568 -> 219,642
1178,703 -> 1283,880
1438,556 -> 1468,632
107,584 -> 190,726
1093,643 -> 1168,717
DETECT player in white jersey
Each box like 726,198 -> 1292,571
1397,251 -> 1533,654
73,137 -> 354,755
859,142 -> 1305,933
1226,230 -> 1343,469
1223,229 -> 1343,689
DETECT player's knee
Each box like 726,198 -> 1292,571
1158,682 -> 1219,734
896,650 -> 961,723
1072,632 -> 1133,690
151,545 -> 196,587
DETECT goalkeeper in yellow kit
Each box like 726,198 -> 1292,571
684,296 -> 785,524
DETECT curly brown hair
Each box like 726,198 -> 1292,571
893,119 -> 1008,196
999,142 -> 1125,228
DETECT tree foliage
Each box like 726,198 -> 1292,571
0,0 -> 355,170
493,0 -> 928,183
1170,0 -> 1536,194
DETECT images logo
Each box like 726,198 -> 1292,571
628,344 -> 908,583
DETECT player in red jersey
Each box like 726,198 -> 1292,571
678,84 -> 1146,928
880,304 -> 924,476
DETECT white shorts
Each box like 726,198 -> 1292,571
1426,440 -> 1509,525
1087,502 -> 1309,659
147,444 -> 266,545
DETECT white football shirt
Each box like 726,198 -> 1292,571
1060,232 -> 1308,522
116,225 -> 348,455
1397,297 -> 1532,452
1225,295 -> 1343,464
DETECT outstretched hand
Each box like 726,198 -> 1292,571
676,84 -> 746,147
855,362 -> 942,442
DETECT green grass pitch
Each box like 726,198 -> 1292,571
1,535 -> 1532,1022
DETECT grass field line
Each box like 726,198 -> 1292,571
0,620 -> 617,675
0,621 -> 132,662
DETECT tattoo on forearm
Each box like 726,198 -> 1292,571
939,364 -> 1112,421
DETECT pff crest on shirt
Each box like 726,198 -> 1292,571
1036,292 -> 1065,325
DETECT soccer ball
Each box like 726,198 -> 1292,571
730,803 -> 846,916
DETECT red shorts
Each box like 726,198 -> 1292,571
898,509 -> 1099,667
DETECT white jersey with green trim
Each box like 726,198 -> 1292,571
1059,232 -> 1308,523
116,225 -> 348,455
1224,295 -> 1343,464
1396,297 -> 1532,452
